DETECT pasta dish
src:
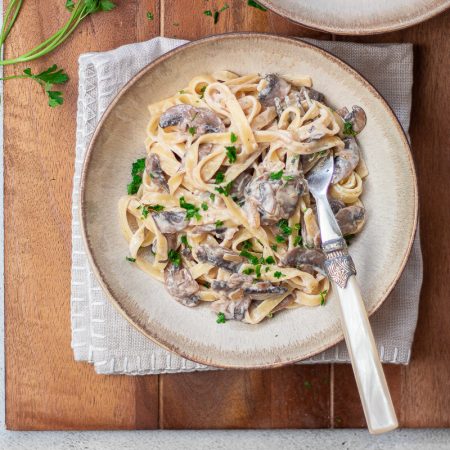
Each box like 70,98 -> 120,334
118,72 -> 367,324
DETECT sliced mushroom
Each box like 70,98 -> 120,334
245,173 -> 306,225
271,293 -> 295,313
335,205 -> 365,236
258,74 -> 291,107
332,137 -> 360,184
198,143 -> 214,161
211,297 -> 252,321
212,273 -> 253,293
244,281 -> 288,301
195,244 -> 244,273
341,105 -> 366,134
153,209 -> 188,234
230,171 -> 253,203
159,104 -> 225,136
146,153 -> 169,192
164,262 -> 199,307
281,247 -> 325,272
191,224 -> 227,239
328,198 -> 346,215
298,86 -> 325,103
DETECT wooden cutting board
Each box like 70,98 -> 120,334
4,0 -> 450,430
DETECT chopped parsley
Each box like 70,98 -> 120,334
294,223 -> 301,230
248,0 -> 267,11
240,250 -> 259,265
203,10 -> 212,16
168,249 -> 181,267
275,234 -> 286,243
242,267 -> 254,275
273,271 -> 285,279
270,244 -> 278,251
320,289 -> 328,306
215,171 -> 225,184
201,202 -> 209,211
188,126 -> 196,136
215,220 -> 224,228
269,170 -> 283,181
277,219 -> 292,236
265,266 -> 270,272
225,145 -> 237,163
146,11 -> 154,20
304,380 -> 312,390
343,121 -> 357,136
255,264 -> 262,278
179,196 -> 201,220
180,235 -> 191,248
283,175 -> 295,181
141,206 -> 150,219
265,256 -> 275,265
202,281 -> 211,289
294,235 -> 303,246
127,157 -> 146,195
199,85 -> 207,99
125,256 -> 136,262
215,181 -> 233,196
178,89 -> 186,94
242,240 -> 253,250
230,132 -> 238,143
205,3 -> 229,24
267,312 -> 273,318
209,193 -> 216,201
216,312 -> 226,324
142,204 -> 164,218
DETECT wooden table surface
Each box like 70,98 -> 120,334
4,1 -> 450,430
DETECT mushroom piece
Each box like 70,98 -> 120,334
198,143 -> 214,161
258,74 -> 291,107
152,209 -> 188,234
298,86 -> 325,103
191,224 -> 227,240
164,263 -> 200,307
335,205 -> 365,236
159,104 -> 225,136
245,173 -> 306,225
146,153 -> 169,193
230,171 -> 253,203
281,247 -> 325,272
332,137 -> 360,184
341,105 -> 367,134
195,244 -> 244,273
211,297 -> 252,321
212,273 -> 253,294
244,281 -> 288,301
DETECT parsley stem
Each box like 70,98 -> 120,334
0,0 -> 23,49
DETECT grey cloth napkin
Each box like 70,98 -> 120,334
71,37 -> 422,375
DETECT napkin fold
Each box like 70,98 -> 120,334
71,37 -> 422,375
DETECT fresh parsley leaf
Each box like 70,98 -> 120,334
277,219 -> 292,236
270,244 -> 278,251
203,9 -> 213,16
188,126 -> 196,136
99,0 -> 116,12
242,240 -> 253,250
201,202 -> 209,211
146,11 -> 154,20
294,235 -> 303,246
220,3 -> 230,12
255,264 -> 262,278
240,250 -> 259,265
230,132 -> 238,143
273,271 -> 285,279
269,170 -> 283,180
294,223 -> 301,230
126,256 -> 136,262
168,249 -> 181,267
216,312 -> 226,323
248,0 -> 267,11
265,266 -> 270,272
202,281 -> 211,289
65,0 -> 75,12
225,145 -> 237,163
283,175 -> 295,181
127,158 -> 146,194
265,256 -> 275,265
47,91 -> 64,107
149,204 -> 164,212
180,235 -> 191,248
242,267 -> 254,275
275,234 -> 286,243
209,193 -> 216,201
215,181 -> 233,197
215,171 -> 225,184
141,206 -> 150,219
179,196 -> 201,220
343,121 -> 357,136
215,220 -> 224,228
199,85 -> 207,99
320,289 -> 328,306
213,10 -> 220,23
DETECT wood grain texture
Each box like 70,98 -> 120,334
4,0 -> 160,430
4,0 -> 450,430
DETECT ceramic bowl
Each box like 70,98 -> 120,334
80,34 -> 417,368
258,0 -> 450,34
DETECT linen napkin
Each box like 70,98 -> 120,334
71,37 -> 422,375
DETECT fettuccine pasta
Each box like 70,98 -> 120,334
119,72 -> 367,324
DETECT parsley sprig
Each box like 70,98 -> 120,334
248,0 -> 267,11
168,249 -> 181,267
343,121 -> 357,136
179,196 -> 201,221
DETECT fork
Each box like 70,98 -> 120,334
306,155 -> 398,434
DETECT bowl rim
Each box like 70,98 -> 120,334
80,32 -> 418,369
256,0 -> 450,35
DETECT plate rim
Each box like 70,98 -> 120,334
80,33 -> 418,369
257,0 -> 450,35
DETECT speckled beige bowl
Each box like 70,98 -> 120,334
80,34 -> 417,369
259,0 -> 450,35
